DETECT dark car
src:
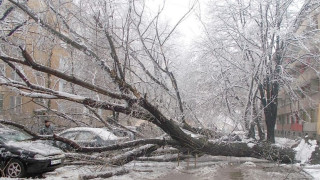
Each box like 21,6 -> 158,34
56,127 -> 126,151
0,127 -> 65,178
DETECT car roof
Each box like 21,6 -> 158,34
59,127 -> 119,141
0,126 -> 19,134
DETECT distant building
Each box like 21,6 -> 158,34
276,7 -> 320,140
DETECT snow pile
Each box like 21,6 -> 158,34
275,137 -> 297,147
247,143 -> 255,148
7,140 -> 63,156
193,166 -> 218,177
59,127 -> 119,140
294,139 -> 318,164
241,161 -> 256,167
303,165 -> 320,180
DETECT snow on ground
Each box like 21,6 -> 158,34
3,137 -> 318,179
275,137 -> 298,147
304,165 -> 320,180
40,155 -> 312,180
294,139 -> 318,164
275,137 -> 320,179
275,137 -> 319,164
44,165 -> 115,180
241,161 -> 256,167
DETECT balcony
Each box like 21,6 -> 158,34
303,122 -> 317,132
290,123 -> 303,131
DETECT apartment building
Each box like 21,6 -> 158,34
276,7 -> 320,140
0,0 -> 63,129
0,0 -> 113,131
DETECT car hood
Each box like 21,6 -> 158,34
6,140 -> 63,156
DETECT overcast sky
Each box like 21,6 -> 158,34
145,0 -> 206,44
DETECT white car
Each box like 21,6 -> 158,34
56,127 -> 124,150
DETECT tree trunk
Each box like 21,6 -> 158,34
256,114 -> 265,141
266,117 -> 275,143
252,100 -> 265,140
153,119 -> 294,163
258,84 -> 277,143
137,154 -> 190,162
247,122 -> 255,139
108,144 -> 159,166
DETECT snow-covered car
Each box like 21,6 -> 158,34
112,127 -> 136,140
56,127 -> 124,150
0,127 -> 65,178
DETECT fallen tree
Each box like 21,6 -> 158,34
137,154 -> 191,162
0,0 -> 317,166
0,120 -> 295,163
108,144 -> 159,166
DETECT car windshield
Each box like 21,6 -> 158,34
0,129 -> 33,142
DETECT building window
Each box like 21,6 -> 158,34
311,78 -> 319,93
291,114 -> 295,124
59,79 -> 67,92
11,70 -> 22,82
0,63 -> 5,76
34,72 -> 45,86
310,109 -> 317,123
295,113 -> 299,124
277,115 -> 285,124
16,96 -> 22,113
59,57 -> 68,71
98,109 -> 102,116
70,107 -> 82,118
301,84 -> 311,96
34,98 -> 45,105
10,96 -> 15,110
298,64 -> 307,74
10,96 -> 22,113
300,110 -> 306,122
0,94 -> 3,114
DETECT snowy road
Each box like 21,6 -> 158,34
41,155 -> 316,180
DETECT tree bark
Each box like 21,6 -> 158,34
247,122 -> 255,139
137,154 -> 190,162
108,144 -> 159,166
147,119 -> 294,163
259,84 -> 277,143
248,100 -> 265,140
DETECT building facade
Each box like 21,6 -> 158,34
276,7 -> 320,140
0,0 -> 113,131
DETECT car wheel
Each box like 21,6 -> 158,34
5,159 -> 26,178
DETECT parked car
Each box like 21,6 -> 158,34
0,127 -> 65,178
56,127 -> 125,151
